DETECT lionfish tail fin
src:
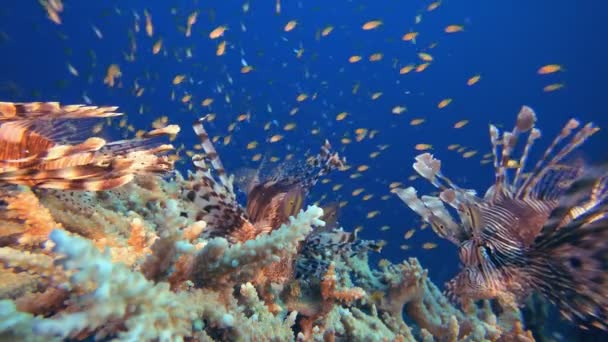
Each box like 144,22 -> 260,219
527,170 -> 608,330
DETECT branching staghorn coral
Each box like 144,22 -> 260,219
0,101 -> 545,341
189,205 -> 326,290
0,206 -> 323,341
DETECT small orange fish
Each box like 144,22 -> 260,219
418,52 -> 433,62
453,120 -> 469,129
284,20 -> 297,32
352,188 -> 365,196
185,11 -> 198,37
367,210 -> 380,219
404,229 -> 416,240
392,106 -> 407,115
399,64 -> 416,74
283,122 -> 297,131
336,112 -> 348,121
321,26 -> 334,37
402,31 -> 418,42
410,118 -> 425,126
172,74 -> 186,85
269,134 -> 283,143
296,93 -> 308,102
415,63 -> 430,72
422,242 -> 438,250
427,1 -> 441,11
415,143 -> 433,151
236,113 -> 250,122
467,74 -> 481,86
462,150 -> 477,158
209,25 -> 227,39
216,41 -> 226,56
437,98 -> 452,109
349,55 -> 362,63
362,20 -> 383,30
144,10 -> 153,37
103,64 -> 122,87
543,83 -> 565,92
369,53 -> 383,62
246,141 -> 258,150
152,39 -> 163,54
444,25 -> 464,33
537,64 -> 563,75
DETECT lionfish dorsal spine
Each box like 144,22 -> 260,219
512,128 -> 541,190
516,119 -> 580,198
192,116 -> 230,189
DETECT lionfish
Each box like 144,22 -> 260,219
296,203 -> 385,282
0,101 -> 178,191
396,106 -> 608,330
183,115 -> 346,243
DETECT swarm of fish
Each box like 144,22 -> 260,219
0,101 -> 178,191
183,115 -> 346,243
395,105 -> 608,330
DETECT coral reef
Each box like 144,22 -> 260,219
0,171 -> 537,341
0,103 -> 540,341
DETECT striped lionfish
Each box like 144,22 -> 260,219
183,115 -> 346,243
396,106 -> 608,330
0,101 -> 178,191
296,203 -> 385,282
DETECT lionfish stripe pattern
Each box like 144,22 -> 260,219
0,101 -> 177,191
396,105 -> 607,330
185,116 -> 345,243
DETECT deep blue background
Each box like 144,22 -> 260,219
0,0 -> 605,337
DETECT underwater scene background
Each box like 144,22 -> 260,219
0,0 -> 606,341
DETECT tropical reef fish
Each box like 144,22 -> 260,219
395,105 -> 607,330
0,101 -> 178,190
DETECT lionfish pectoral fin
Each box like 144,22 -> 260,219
395,187 -> 465,244
0,164 -> 136,190
0,101 -> 121,120
527,172 -> 608,330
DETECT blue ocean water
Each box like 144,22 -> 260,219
0,0 -> 605,339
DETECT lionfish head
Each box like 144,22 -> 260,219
246,180 -> 305,233
446,238 -> 522,303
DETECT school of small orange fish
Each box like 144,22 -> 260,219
32,0 -> 569,254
